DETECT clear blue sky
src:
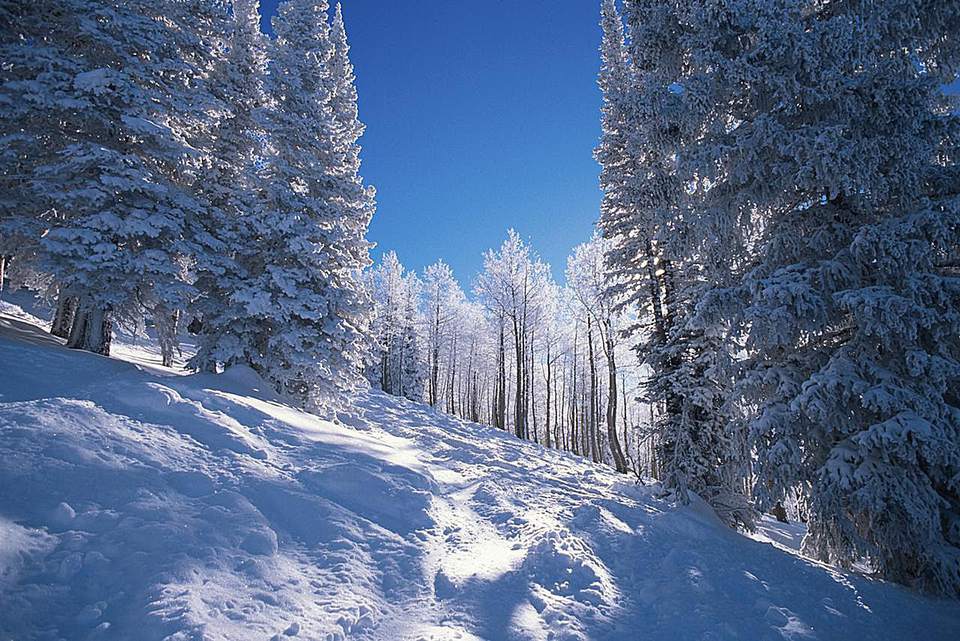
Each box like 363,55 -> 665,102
259,1 -> 605,284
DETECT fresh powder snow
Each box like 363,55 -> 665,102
1,300 -> 959,641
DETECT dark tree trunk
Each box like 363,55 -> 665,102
381,351 -> 390,394
512,315 -> 524,439
497,318 -> 507,429
649,404 -> 660,480
587,316 -> 600,463
772,502 -> 789,523
430,299 -> 440,406
545,343 -> 552,449
156,308 -> 181,368
51,294 -> 78,339
621,373 -> 631,472
570,329 -> 580,455
67,300 -> 113,356
604,326 -> 628,473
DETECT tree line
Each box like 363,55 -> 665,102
364,232 -> 651,478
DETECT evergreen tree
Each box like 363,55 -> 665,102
682,0 -> 960,592
0,2 -> 53,295
0,0 -> 227,355
399,270 -> 427,402
597,0 -> 751,524
227,0 -> 372,406
327,0 -> 376,332
190,0 -> 271,373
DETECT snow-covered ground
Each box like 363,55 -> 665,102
1,300 -> 959,641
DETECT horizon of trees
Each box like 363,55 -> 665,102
365,231 -> 650,478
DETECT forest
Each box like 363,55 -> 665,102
1,0 -> 959,621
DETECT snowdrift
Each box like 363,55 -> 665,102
1,308 -> 959,641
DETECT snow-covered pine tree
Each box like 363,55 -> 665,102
647,270 -> 754,529
685,0 -> 960,592
399,270 -> 427,403
1,0 -> 226,355
327,0 -> 376,339
366,252 -> 401,393
0,1 -> 82,303
228,0 -> 373,406
598,0 -> 752,525
329,3 -> 368,179
596,0 -> 668,347
189,0 -> 271,373
0,2 -> 51,296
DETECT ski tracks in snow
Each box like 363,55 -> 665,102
352,394 -> 646,641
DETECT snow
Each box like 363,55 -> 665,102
73,68 -> 118,95
1,301 -> 959,640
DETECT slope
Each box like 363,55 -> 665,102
1,305 -> 958,641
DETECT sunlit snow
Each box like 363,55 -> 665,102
1,298 -> 959,640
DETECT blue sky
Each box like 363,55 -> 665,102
259,1 -> 605,285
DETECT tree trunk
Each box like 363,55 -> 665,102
621,373 -> 631,472
772,501 -> 789,523
67,299 -> 113,356
661,260 -> 682,421
604,326 -> 628,473
545,343 -> 552,449
512,315 -> 524,439
381,351 -> 390,394
497,318 -> 507,429
570,329 -> 580,455
587,316 -> 600,463
649,404 -> 659,480
646,240 -> 666,342
446,337 -> 457,414
51,293 -> 78,339
430,298 -> 440,406
156,308 -> 182,368
555,364 -> 562,450
528,326 -> 537,443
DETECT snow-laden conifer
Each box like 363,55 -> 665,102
228,0 -> 373,406
681,0 -> 960,591
190,0 -> 271,373
597,0 -> 751,523
1,0 -> 228,354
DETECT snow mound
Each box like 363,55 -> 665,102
1,306 -> 959,640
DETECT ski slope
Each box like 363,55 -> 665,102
1,302 -> 959,641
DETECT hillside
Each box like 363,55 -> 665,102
1,304 -> 958,641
